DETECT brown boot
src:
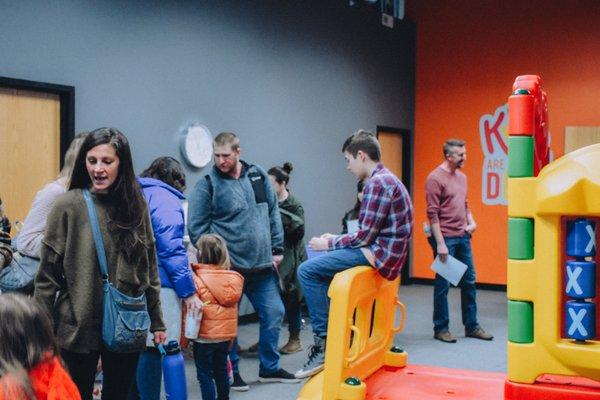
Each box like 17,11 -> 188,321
280,331 -> 302,354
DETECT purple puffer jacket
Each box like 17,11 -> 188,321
138,177 -> 195,298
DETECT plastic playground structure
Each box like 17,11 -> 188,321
297,75 -> 600,400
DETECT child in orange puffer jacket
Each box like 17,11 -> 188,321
189,234 -> 243,400
0,292 -> 80,400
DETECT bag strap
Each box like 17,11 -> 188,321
82,189 -> 109,283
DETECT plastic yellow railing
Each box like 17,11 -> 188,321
297,266 -> 407,400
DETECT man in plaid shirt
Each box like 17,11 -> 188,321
295,130 -> 413,379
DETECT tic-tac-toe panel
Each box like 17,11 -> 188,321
507,75 -> 600,385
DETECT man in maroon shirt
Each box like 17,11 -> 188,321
425,139 -> 493,343
295,130 -> 413,378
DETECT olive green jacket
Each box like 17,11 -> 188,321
278,194 -> 307,303
34,190 -> 165,353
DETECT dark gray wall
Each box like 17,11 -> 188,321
0,0 -> 414,237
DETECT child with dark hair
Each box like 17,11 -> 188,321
341,179 -> 365,234
0,292 -> 80,400
139,156 -> 187,193
190,234 -> 244,400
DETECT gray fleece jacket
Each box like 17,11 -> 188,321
188,161 -> 283,272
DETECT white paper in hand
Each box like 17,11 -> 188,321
430,254 -> 468,286
347,219 -> 359,233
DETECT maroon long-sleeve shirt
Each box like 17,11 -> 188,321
425,167 -> 469,238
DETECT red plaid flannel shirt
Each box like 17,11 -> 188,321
329,164 -> 413,280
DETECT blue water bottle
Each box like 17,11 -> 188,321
158,341 -> 188,400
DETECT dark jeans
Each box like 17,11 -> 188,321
193,341 -> 230,400
428,234 -> 479,334
283,294 -> 303,333
61,346 -> 140,400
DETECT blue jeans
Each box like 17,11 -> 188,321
229,271 -> 284,375
193,341 -> 230,400
429,235 -> 479,334
128,348 -> 162,400
297,248 -> 369,338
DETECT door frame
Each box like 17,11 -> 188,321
376,126 -> 413,285
0,76 -> 75,166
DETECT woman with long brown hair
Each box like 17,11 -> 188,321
34,127 -> 166,400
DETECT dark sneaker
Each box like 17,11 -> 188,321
230,373 -> 250,391
258,368 -> 300,383
434,331 -> 457,343
295,337 -> 326,379
466,327 -> 494,340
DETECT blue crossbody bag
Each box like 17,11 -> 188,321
83,189 -> 150,353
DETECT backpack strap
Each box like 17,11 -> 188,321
246,165 -> 267,204
205,174 -> 213,200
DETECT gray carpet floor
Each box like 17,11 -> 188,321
182,284 -> 507,399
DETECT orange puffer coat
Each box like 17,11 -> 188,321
0,356 -> 81,400
191,263 -> 244,340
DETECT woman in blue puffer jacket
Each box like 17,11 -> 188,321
129,157 -> 202,400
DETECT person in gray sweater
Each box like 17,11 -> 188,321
15,132 -> 88,259
0,133 -> 87,294
34,128 -> 166,400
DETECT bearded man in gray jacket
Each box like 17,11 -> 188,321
188,132 -> 298,391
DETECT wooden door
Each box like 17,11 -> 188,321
379,130 -> 404,182
564,126 -> 600,154
377,127 -> 412,284
0,88 -> 61,224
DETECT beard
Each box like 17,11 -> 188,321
217,162 -> 237,175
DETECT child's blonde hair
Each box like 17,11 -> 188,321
196,234 -> 231,269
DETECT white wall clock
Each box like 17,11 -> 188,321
180,124 -> 212,168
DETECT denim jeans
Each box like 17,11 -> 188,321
193,341 -> 230,400
297,248 -> 369,338
128,348 -> 162,400
229,271 -> 285,375
428,234 -> 479,334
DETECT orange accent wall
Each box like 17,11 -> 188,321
406,1 -> 600,284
